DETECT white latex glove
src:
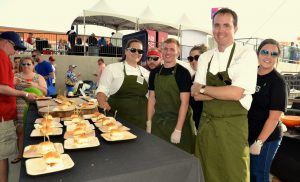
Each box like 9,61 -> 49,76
170,129 -> 182,144
146,120 -> 151,133
250,140 -> 263,155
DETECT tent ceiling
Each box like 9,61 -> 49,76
73,16 -> 136,31
73,16 -> 183,36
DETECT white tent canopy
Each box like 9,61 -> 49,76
1,0 -> 300,42
73,0 -> 210,36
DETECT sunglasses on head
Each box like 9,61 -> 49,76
187,55 -> 200,62
217,73 -> 232,85
147,57 -> 159,61
21,63 -> 32,66
127,47 -> 144,54
259,49 -> 279,57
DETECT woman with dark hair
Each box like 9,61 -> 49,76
12,57 -> 47,163
188,44 -> 208,128
96,39 -> 149,129
248,39 -> 287,182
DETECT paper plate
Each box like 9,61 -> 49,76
30,128 -> 63,137
64,130 -> 95,139
34,122 -> 63,129
26,154 -> 74,175
64,137 -> 100,149
23,143 -> 64,158
101,131 -> 137,142
66,124 -> 95,131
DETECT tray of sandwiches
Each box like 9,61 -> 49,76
101,130 -> 137,142
26,151 -> 74,175
23,141 -> 64,158
64,134 -> 100,149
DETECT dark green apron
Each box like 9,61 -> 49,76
195,43 -> 250,182
152,64 -> 196,153
108,63 -> 148,130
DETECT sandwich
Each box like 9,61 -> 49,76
74,133 -> 91,146
40,126 -> 53,136
43,151 -> 63,170
38,141 -> 56,154
110,129 -> 124,140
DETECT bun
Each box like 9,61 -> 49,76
71,114 -> 79,119
74,133 -> 90,145
40,126 -> 53,136
43,114 -> 53,120
92,112 -> 105,119
73,127 -> 86,136
41,119 -> 55,128
110,130 -> 123,140
38,141 -> 55,154
106,122 -> 118,131
43,151 -> 63,170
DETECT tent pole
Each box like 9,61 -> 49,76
83,11 -> 86,56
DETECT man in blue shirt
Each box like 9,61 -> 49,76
32,50 -> 55,96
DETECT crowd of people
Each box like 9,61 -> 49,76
0,7 -> 288,182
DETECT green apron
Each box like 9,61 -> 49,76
152,64 -> 196,153
195,43 -> 250,182
108,63 -> 148,130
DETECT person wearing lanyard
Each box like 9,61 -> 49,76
191,8 -> 258,181
248,39 -> 287,182
0,31 -> 36,182
147,38 -> 196,153
96,39 -> 149,129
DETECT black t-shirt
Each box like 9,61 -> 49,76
148,64 -> 192,92
248,69 -> 287,144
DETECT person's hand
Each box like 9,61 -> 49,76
170,129 -> 182,144
191,83 -> 201,97
250,140 -> 263,155
99,101 -> 111,111
146,120 -> 151,133
77,73 -> 81,77
24,92 -> 37,101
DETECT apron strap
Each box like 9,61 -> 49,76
207,42 -> 236,72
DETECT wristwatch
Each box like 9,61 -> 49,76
199,85 -> 206,94
256,139 -> 263,146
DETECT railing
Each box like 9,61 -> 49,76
2,31 -> 300,64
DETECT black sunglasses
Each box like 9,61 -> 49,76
147,57 -> 159,61
187,55 -> 200,62
21,63 -> 32,66
217,73 -> 232,85
259,49 -> 279,57
127,48 -> 144,54
32,55 -> 36,58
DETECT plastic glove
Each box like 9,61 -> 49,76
170,129 -> 182,144
250,140 -> 263,155
146,120 -> 151,133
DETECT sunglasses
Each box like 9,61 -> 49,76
217,73 -> 232,85
7,39 -> 15,47
187,55 -> 200,62
32,55 -> 36,58
259,49 -> 279,57
147,57 -> 159,61
21,63 -> 32,67
127,48 -> 144,54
